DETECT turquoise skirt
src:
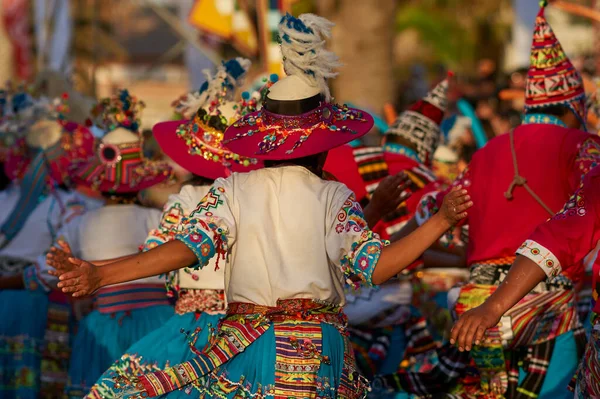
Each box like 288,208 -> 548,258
0,290 -> 49,399
106,300 -> 370,398
65,305 -> 173,398
86,311 -> 224,398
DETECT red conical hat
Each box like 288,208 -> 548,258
524,1 -> 587,126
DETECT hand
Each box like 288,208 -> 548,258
46,240 -> 75,277
440,186 -> 472,226
364,173 -> 411,226
450,303 -> 502,351
56,258 -> 101,297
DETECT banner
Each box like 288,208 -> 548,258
3,0 -> 33,80
189,0 -> 258,57
34,0 -> 73,73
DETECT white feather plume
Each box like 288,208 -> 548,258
176,57 -> 250,118
279,14 -> 341,101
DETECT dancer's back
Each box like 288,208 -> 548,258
215,165 -> 363,307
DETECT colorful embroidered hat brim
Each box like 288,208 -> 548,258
153,119 -> 261,180
524,2 -> 587,126
4,121 -> 95,185
72,141 -> 171,193
223,103 -> 374,160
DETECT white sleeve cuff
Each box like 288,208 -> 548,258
516,239 -> 562,278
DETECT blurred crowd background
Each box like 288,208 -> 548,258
0,0 -> 598,167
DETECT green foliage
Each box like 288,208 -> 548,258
396,5 -> 476,66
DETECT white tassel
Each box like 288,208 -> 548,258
279,14 -> 341,101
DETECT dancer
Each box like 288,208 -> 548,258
84,58 -> 265,398
379,2 -> 600,398
326,75 -> 465,388
450,165 -> 600,398
50,13 -> 471,398
57,90 -> 175,398
0,92 -> 98,398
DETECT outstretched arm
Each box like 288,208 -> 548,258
57,240 -> 197,297
449,255 -> 545,351
371,186 -> 471,285
451,174 -> 600,352
46,240 -> 135,277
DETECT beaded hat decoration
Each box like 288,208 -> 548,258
154,58 -> 265,180
89,89 -> 145,134
4,91 -> 96,185
383,73 -> 451,167
0,84 -> 45,154
223,14 -> 374,160
72,127 -> 172,194
524,1 -> 587,127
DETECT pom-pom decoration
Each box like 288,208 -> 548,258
90,89 -> 145,134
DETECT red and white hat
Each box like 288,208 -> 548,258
382,74 -> 450,167
223,14 -> 374,160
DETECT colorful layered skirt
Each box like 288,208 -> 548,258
451,261 -> 585,399
65,283 -> 173,398
107,299 -> 370,398
0,288 -> 72,399
86,289 -> 226,399
572,317 -> 600,398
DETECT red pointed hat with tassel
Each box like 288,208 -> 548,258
524,0 -> 587,127
382,72 -> 452,167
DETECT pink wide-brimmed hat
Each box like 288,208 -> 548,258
4,93 -> 96,185
72,127 -> 171,193
223,14 -> 374,161
153,58 -> 266,179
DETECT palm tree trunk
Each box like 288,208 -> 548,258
317,0 -> 397,119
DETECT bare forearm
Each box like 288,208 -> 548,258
98,241 -> 197,287
373,213 -> 451,284
481,255 -> 546,317
92,254 -> 135,267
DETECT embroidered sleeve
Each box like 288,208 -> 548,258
142,201 -> 185,252
517,175 -> 600,279
175,181 -> 236,270
570,137 -> 600,190
327,193 -> 386,288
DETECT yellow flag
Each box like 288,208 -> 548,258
189,0 -> 257,57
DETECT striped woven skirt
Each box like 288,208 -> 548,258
572,317 -> 600,398
451,261 -> 586,399
109,299 -> 370,398
65,283 -> 173,398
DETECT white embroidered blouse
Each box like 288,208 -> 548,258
142,184 -> 224,291
176,165 -> 384,307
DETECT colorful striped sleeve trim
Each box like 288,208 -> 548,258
175,228 -> 216,269
516,239 -> 562,278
